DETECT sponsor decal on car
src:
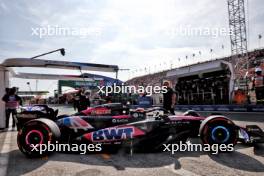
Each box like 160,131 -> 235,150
82,126 -> 145,142
91,108 -> 111,115
22,106 -> 46,112
17,114 -> 37,119
112,118 -> 129,123
92,127 -> 134,142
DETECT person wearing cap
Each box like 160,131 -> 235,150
163,81 -> 176,115
252,68 -> 264,104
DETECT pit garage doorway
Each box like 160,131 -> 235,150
166,60 -> 235,105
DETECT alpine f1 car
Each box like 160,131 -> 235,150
16,105 -> 264,157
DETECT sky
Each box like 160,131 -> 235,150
0,0 -> 263,94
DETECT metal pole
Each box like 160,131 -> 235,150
31,48 -> 65,59
116,70 -> 118,80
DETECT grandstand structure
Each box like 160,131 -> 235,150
126,48 -> 264,105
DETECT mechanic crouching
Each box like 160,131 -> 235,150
252,68 -> 264,105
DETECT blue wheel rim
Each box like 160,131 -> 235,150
211,126 -> 230,143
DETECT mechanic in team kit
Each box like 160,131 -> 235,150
2,87 -> 22,130
73,88 -> 90,112
252,67 -> 264,104
163,81 -> 176,115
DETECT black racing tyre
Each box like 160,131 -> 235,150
17,118 -> 60,158
199,116 -> 238,146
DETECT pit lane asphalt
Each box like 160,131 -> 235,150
0,105 -> 263,176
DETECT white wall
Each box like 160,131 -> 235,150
0,66 -> 9,128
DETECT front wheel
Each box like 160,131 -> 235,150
199,116 -> 238,146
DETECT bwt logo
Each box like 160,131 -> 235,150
92,127 -> 134,142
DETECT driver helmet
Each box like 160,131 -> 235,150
255,67 -> 262,75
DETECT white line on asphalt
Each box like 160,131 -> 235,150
164,164 -> 201,176
0,131 -> 12,176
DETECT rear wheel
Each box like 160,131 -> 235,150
17,118 -> 60,158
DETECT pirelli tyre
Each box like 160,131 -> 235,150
17,118 -> 61,158
199,116 -> 238,146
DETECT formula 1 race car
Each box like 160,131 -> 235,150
16,105 -> 264,157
